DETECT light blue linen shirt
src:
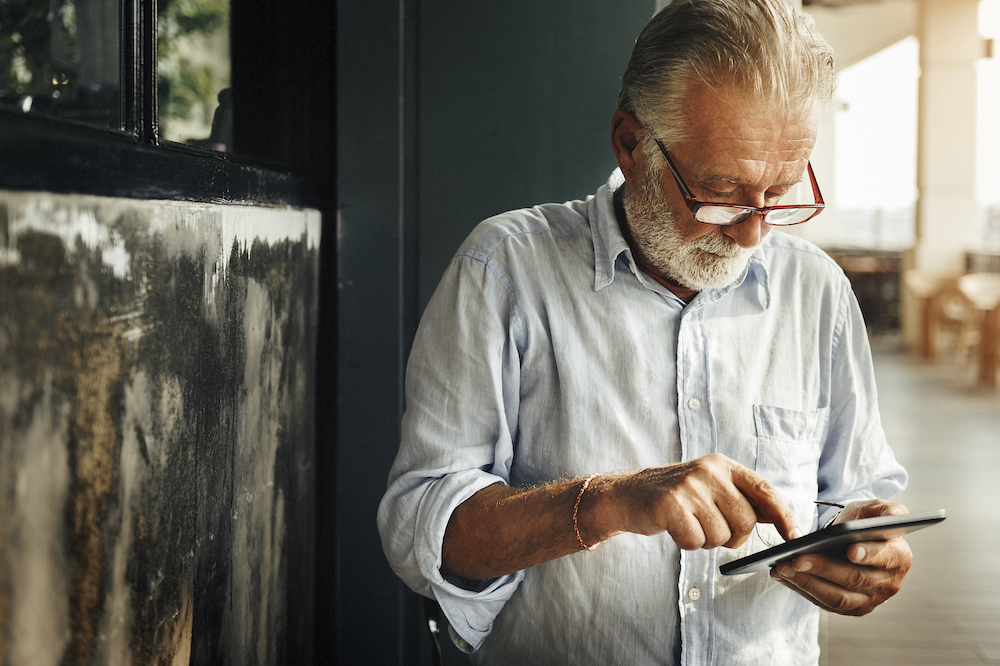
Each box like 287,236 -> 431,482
377,170 -> 907,665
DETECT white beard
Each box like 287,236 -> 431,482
622,166 -> 757,292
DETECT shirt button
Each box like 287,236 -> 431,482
687,587 -> 701,601
687,397 -> 701,411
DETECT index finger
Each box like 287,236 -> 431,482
730,464 -> 802,541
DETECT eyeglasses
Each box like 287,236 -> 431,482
651,137 -> 825,226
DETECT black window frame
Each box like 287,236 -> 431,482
0,0 -> 335,211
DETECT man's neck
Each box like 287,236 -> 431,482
612,185 -> 699,303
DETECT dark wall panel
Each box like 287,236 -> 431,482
335,0 -> 423,662
417,0 -> 655,308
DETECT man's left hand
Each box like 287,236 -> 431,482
769,499 -> 912,616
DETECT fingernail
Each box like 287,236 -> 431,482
789,527 -> 803,540
794,559 -> 812,573
854,546 -> 867,563
778,565 -> 794,579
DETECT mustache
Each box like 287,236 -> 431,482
690,231 -> 753,258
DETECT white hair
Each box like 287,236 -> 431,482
617,0 -> 836,146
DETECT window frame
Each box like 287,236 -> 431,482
0,0 -> 332,209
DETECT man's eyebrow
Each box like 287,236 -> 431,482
699,174 -> 743,186
697,173 -> 805,188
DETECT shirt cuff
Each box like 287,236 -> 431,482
414,470 -> 526,651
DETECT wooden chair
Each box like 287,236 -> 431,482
957,273 -> 1000,387
903,270 -> 966,363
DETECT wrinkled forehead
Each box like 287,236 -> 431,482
669,84 -> 820,185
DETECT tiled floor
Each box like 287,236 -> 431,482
823,339 -> 1000,666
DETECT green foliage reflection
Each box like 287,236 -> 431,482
0,0 -> 79,111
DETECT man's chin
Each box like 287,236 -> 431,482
672,259 -> 750,292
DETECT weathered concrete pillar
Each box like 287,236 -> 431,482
0,192 -> 320,664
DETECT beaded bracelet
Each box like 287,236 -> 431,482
573,473 -> 601,551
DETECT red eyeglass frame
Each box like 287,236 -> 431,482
652,136 -> 825,226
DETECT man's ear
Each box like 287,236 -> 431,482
611,109 -> 643,184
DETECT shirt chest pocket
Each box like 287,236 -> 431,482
753,404 -> 828,533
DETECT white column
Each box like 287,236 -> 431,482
914,0 -> 982,275
903,0 -> 985,349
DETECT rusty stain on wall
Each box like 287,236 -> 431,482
0,192 -> 319,666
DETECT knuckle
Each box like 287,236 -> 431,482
674,533 -> 705,550
844,567 -> 868,590
668,519 -> 705,551
734,510 -> 756,535
674,473 -> 700,494
708,526 -> 733,549
700,453 -> 730,477
726,532 -> 749,549
749,476 -> 775,498
827,592 -> 857,613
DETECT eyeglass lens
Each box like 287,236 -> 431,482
695,206 -> 818,226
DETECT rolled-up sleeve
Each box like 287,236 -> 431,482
376,246 -> 524,650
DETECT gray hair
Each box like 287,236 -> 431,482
618,0 -> 836,146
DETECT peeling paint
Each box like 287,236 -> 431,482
0,191 -> 318,665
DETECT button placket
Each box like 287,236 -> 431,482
675,308 -> 717,665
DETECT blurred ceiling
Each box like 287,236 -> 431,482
803,0 -> 885,5
805,0 -> 917,68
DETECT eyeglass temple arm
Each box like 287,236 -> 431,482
806,163 -> 825,206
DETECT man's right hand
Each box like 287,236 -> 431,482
442,453 -> 799,580
609,453 -> 802,550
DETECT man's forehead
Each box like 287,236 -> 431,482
694,152 -> 813,187
674,84 -> 818,157
670,87 -> 819,186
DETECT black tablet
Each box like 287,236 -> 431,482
719,509 -> 947,576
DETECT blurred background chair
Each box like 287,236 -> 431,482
957,273 -> 1000,387
903,270 -> 970,364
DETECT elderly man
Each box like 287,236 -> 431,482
378,0 -> 911,663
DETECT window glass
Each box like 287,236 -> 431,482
157,0 -> 231,151
0,0 -> 119,128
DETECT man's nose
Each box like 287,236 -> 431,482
722,212 -> 767,248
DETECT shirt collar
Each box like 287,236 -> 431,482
591,168 -> 772,310
746,245 -> 772,310
592,169 -> 631,292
